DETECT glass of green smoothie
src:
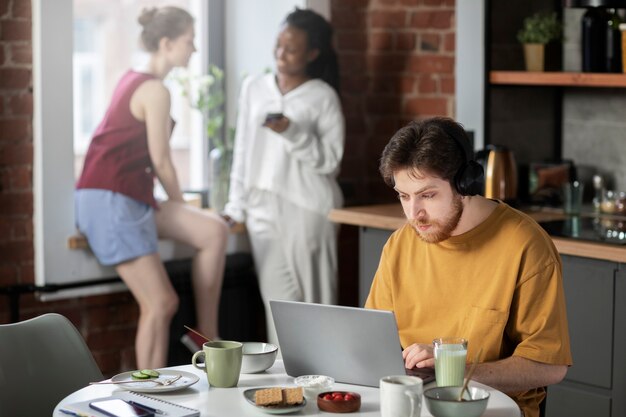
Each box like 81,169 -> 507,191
433,337 -> 468,387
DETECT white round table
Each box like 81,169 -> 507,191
54,360 -> 521,416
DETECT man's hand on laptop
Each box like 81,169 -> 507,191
403,343 -> 434,369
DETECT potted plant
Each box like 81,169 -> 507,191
176,65 -> 233,211
517,12 -> 562,72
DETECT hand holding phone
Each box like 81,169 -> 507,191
264,112 -> 284,123
89,399 -> 154,417
263,112 -> 289,133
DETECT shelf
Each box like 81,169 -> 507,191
490,71 -> 626,88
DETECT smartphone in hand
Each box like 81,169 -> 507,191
264,112 -> 284,123
89,399 -> 154,417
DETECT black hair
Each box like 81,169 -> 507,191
284,8 -> 340,93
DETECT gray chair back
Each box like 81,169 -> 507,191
0,313 -> 103,416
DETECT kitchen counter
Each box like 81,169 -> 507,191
329,203 -> 626,263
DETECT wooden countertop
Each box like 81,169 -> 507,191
329,204 -> 626,263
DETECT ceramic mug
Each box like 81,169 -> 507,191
380,375 -> 423,417
192,341 -> 243,388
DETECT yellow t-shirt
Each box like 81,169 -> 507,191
365,202 -> 572,417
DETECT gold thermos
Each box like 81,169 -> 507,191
475,145 -> 518,201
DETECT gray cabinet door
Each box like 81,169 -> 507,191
613,266 -> 626,417
358,227 -> 392,306
560,255 -> 615,389
545,385 -> 611,417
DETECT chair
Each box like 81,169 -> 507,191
0,313 -> 103,417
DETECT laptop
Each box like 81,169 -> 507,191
270,300 -> 435,387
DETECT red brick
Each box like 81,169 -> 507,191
331,0 -> 370,10
410,10 -> 454,29
0,0 -> 8,17
0,143 -> 33,163
86,327 -> 136,351
8,92 -> 32,115
372,117 -> 401,135
395,33 -> 416,51
420,33 -> 441,52
370,11 -> 407,28
0,240 -> 33,262
0,96 -> 4,115
0,44 -> 5,65
0,263 -> 17,283
332,10 -> 367,30
369,32 -> 393,51
341,75 -> 369,93
377,0 -> 402,5
423,0 -> 450,5
11,218 -> 33,239
400,0 -> 421,5
345,116 -> 366,135
0,120 -> 29,142
400,75 -> 417,93
7,165 -> 31,189
409,55 -> 454,73
365,96 -> 401,114
0,192 -> 32,215
1,20 -> 31,41
370,76 -> 398,94
337,32 -> 367,50
18,262 -> 34,283
441,76 -> 455,94
404,97 -> 448,116
444,32 -> 455,52
12,0 -> 31,19
0,68 -> 31,89
338,53 -> 366,74
417,74 -> 437,93
366,53 -> 406,73
10,43 -> 31,64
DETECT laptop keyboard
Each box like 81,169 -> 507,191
405,367 -> 436,384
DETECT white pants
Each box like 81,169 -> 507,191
245,189 -> 339,345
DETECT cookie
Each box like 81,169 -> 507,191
255,387 -> 283,406
282,387 -> 304,405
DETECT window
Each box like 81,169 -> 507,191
33,0 -> 327,296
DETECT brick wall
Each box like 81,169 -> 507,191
331,0 -> 456,307
0,0 -> 139,376
0,0 -> 457,375
332,0 -> 455,206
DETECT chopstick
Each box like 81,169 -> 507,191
458,347 -> 483,401
184,325 -> 212,342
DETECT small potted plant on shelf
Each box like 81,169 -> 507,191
517,11 -> 562,72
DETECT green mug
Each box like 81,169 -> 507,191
192,341 -> 243,388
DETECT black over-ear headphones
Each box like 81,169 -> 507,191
436,122 -> 484,196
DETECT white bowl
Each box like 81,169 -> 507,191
240,342 -> 278,374
294,375 -> 335,399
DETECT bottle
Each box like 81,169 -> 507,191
582,7 -> 607,72
605,8 -> 623,73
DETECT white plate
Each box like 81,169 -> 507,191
110,369 -> 199,393
243,388 -> 307,414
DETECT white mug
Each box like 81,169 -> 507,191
380,375 -> 423,417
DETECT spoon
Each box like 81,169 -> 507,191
184,325 -> 212,343
457,347 -> 483,402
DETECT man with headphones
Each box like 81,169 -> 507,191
365,117 -> 572,417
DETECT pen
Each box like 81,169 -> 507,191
59,409 -> 91,417
127,400 -> 165,415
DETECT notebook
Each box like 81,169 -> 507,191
270,300 -> 435,387
62,391 -> 199,417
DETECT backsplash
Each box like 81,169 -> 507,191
562,8 -> 626,191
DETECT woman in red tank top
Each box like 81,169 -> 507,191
76,6 -> 228,369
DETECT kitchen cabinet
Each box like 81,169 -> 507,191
545,255 -> 625,417
457,1 -> 626,202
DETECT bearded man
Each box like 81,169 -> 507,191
365,117 -> 572,417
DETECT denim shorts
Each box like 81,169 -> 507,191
75,189 -> 158,266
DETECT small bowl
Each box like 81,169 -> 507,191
240,342 -> 278,373
294,375 -> 334,399
424,386 -> 490,417
317,391 -> 361,413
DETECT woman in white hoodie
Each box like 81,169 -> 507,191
223,8 -> 344,344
